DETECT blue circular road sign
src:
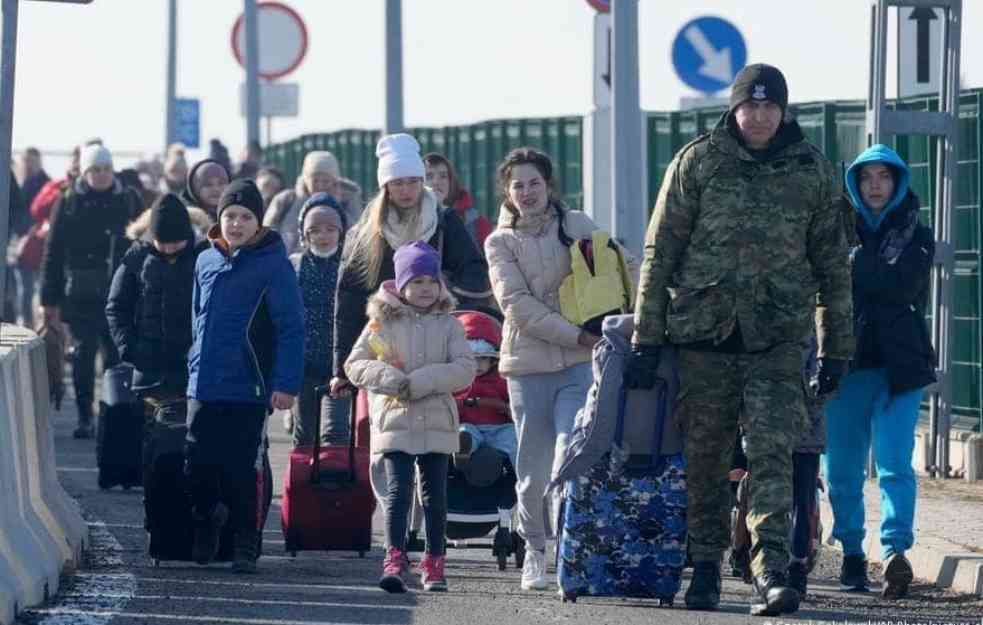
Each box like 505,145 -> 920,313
671,16 -> 747,95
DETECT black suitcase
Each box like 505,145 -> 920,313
96,364 -> 144,490
143,401 -> 273,566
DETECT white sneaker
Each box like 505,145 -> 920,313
521,548 -> 548,590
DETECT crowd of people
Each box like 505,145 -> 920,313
8,62 -> 935,616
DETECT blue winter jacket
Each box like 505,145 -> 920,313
187,226 -> 305,405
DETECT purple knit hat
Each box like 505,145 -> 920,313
394,240 -> 441,292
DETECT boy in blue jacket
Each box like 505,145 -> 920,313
186,179 -> 304,573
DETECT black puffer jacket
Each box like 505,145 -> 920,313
40,179 -> 141,322
105,237 -> 203,393
333,206 -> 491,379
852,191 -> 937,395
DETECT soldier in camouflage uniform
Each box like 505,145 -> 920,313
629,64 -> 853,617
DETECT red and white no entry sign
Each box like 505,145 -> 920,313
585,0 -> 610,13
231,1 -> 308,81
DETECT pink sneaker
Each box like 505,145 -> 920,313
379,547 -> 408,593
419,554 -> 448,592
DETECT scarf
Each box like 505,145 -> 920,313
877,207 -> 918,265
381,190 -> 439,251
509,201 -> 556,236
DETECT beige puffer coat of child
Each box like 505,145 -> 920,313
345,281 -> 475,456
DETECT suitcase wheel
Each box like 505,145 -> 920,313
658,597 -> 673,608
561,590 -> 577,603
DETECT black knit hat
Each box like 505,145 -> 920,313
149,193 -> 192,243
217,179 -> 265,222
730,64 -> 789,112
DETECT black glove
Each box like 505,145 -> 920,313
624,344 -> 661,390
810,357 -> 848,397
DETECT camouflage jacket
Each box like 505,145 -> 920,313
633,115 -> 854,359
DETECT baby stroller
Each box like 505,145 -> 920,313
446,444 -> 523,570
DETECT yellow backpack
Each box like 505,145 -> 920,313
558,230 -> 634,334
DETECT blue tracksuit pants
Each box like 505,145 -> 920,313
822,368 -> 924,559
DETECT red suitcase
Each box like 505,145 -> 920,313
281,386 -> 376,556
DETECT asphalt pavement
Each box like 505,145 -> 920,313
15,394 -> 983,625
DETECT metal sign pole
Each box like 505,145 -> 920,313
165,0 -> 177,151
244,0 -> 261,149
384,0 -> 404,136
610,0 -> 644,256
0,0 -> 20,322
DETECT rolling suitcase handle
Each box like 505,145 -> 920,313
310,385 -> 357,486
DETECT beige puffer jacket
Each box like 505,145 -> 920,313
345,281 -> 475,456
485,205 -> 602,377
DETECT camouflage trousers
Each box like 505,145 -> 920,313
676,342 -> 806,576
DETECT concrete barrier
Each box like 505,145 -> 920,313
0,325 -> 88,622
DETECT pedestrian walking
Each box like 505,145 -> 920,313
40,144 -> 142,438
17,147 -> 49,210
345,241 -> 476,593
256,166 -> 285,210
287,192 -> 351,447
185,179 -> 304,573
823,144 -> 936,599
180,158 -> 229,225
424,153 -> 493,254
106,193 -> 203,403
484,147 -> 605,591
631,64 -> 854,616
263,151 -> 363,255
330,133 -> 489,399
159,143 -> 188,195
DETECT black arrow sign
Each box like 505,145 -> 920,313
910,7 -> 937,84
602,27 -> 612,88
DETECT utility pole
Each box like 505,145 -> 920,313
610,0 -> 645,256
0,0 -> 19,319
244,0 -> 261,148
165,0 -> 177,151
384,0 -> 404,136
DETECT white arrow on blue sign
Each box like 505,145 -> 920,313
671,16 -> 747,95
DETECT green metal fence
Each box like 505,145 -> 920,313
264,116 -> 584,220
265,89 -> 983,429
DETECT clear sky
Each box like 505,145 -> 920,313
10,0 -> 983,173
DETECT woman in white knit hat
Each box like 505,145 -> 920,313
264,150 -> 363,254
330,133 -> 491,398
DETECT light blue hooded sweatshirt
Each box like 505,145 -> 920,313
844,144 -> 911,232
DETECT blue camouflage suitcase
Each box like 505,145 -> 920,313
557,379 -> 687,605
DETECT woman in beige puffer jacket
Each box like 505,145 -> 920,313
484,147 -> 603,591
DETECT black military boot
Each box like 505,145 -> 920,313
786,559 -> 809,597
191,502 -> 229,565
684,561 -> 722,611
231,528 -> 259,574
839,554 -> 870,592
750,570 -> 800,616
